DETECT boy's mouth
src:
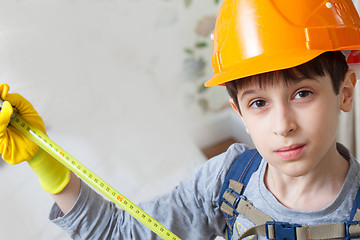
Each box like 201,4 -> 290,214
275,144 -> 306,160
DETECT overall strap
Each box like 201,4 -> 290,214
350,187 -> 360,221
238,221 -> 360,240
219,149 -> 264,239
236,186 -> 360,239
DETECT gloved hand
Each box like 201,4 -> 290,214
0,83 -> 46,163
0,83 -> 70,194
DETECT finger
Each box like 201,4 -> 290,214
0,83 -> 10,100
4,93 -> 36,115
0,101 -> 13,136
5,93 -> 46,134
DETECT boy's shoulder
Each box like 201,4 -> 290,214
216,142 -> 253,164
207,143 -> 253,179
204,142 -> 252,174
190,143 -> 253,202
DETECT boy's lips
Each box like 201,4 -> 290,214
275,144 -> 306,160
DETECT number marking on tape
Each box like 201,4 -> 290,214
9,113 -> 181,240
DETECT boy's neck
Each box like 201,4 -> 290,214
264,143 -> 350,211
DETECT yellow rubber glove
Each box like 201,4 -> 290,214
0,83 -> 70,194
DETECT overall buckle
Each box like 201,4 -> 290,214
265,221 -> 301,240
223,187 -> 246,213
344,221 -> 360,239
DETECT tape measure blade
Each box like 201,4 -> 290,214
9,114 -> 181,240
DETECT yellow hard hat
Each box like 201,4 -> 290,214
205,0 -> 360,87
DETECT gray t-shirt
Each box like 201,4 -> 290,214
49,143 -> 360,240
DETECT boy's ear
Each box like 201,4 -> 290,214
229,98 -> 250,134
340,70 -> 357,112
229,98 -> 240,115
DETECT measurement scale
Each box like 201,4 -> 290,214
2,100 -> 181,240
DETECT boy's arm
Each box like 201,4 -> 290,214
0,83 -> 79,214
52,171 -> 81,215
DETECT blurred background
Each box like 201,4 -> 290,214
0,0 -> 358,239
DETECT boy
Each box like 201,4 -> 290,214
1,0 -> 360,239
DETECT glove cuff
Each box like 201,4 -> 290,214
27,149 -> 70,194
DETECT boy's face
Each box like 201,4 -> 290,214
232,71 -> 355,177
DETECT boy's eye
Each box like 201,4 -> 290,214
294,90 -> 312,99
249,99 -> 267,109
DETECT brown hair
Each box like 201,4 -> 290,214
225,51 -> 349,113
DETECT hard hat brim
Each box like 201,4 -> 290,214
205,49 -> 325,87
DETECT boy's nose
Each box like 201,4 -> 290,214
272,106 -> 297,137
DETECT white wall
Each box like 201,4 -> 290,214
3,0 -> 358,239
0,1 -> 232,239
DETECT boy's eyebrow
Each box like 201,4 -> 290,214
240,89 -> 259,101
239,77 -> 321,101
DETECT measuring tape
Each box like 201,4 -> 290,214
4,103 -> 181,240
